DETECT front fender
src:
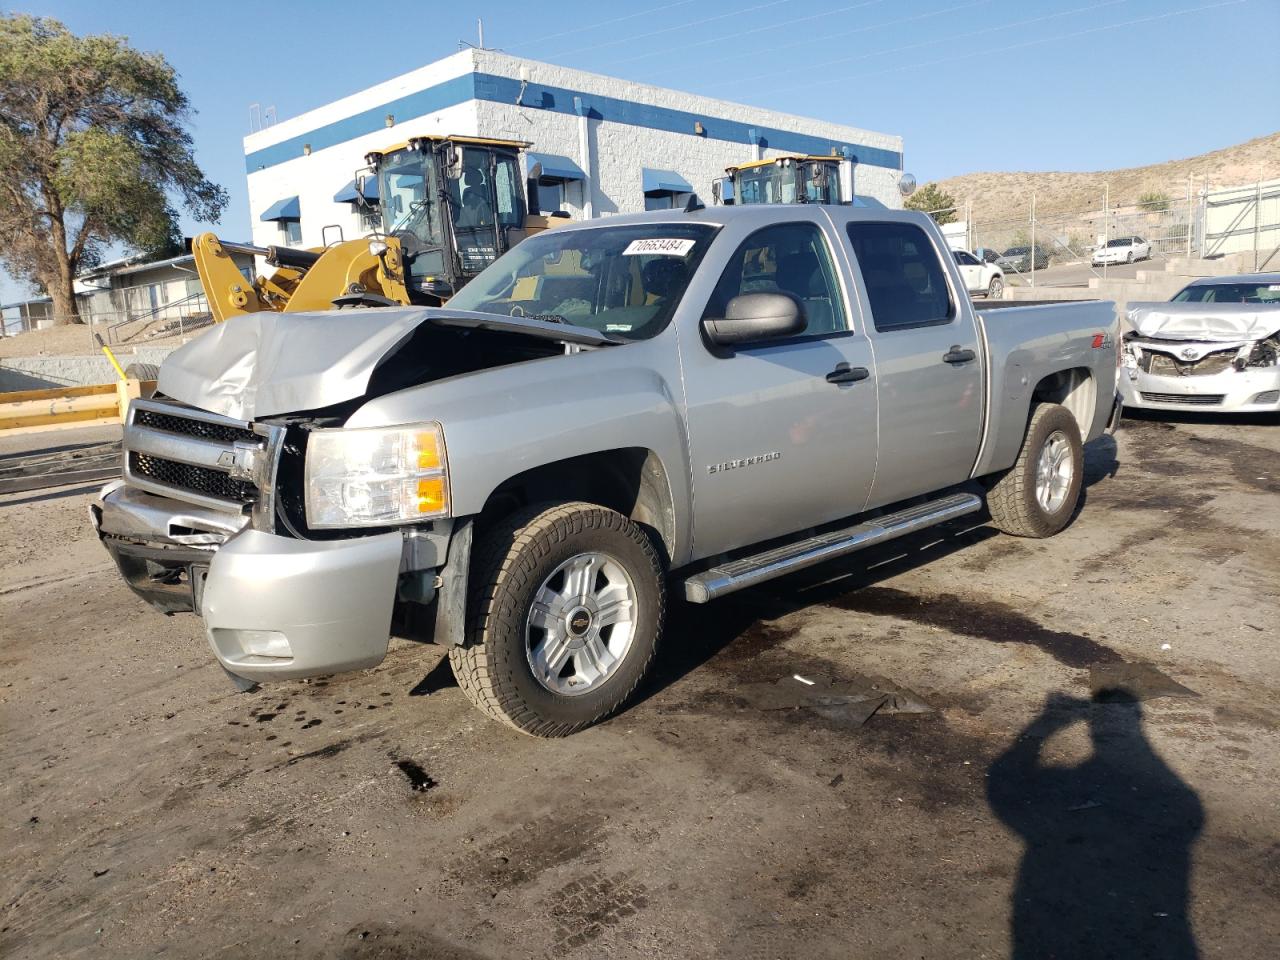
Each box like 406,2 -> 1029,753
345,342 -> 694,564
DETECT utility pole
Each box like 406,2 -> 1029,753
1186,174 -> 1194,258
1030,192 -> 1036,288
1103,182 -> 1110,281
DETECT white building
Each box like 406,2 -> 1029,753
243,49 -> 904,249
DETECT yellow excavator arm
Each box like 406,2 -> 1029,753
192,232 -> 411,323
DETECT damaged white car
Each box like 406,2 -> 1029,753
1121,273 -> 1280,413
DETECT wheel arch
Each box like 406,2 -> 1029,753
476,448 -> 678,565
1030,367 -> 1095,437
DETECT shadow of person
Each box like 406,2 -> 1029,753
987,693 -> 1204,959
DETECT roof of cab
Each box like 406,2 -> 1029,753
1187,272 -> 1280,285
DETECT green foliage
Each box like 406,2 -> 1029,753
904,183 -> 959,225
0,14 -> 227,318
1138,190 -> 1172,213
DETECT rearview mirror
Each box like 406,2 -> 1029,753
702,293 -> 804,347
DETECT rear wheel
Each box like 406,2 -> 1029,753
985,404 -> 1083,538
449,501 -> 665,737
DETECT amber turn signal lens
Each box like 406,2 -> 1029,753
416,477 -> 446,513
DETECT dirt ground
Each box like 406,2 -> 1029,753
2,412 -> 1278,960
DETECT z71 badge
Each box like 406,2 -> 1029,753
707,452 -> 781,475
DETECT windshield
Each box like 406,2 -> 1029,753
445,223 -> 719,340
1106,238 -> 1133,248
379,149 -> 443,253
1172,282 -> 1280,304
1004,247 -> 1028,256
734,164 -> 800,204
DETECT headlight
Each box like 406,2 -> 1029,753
304,423 -> 449,528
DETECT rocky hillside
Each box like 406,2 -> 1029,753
931,131 -> 1280,220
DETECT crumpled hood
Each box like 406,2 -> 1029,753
1126,302 -> 1280,343
157,306 -> 611,421
158,306 -> 432,421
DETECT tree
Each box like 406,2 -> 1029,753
904,182 -> 959,225
1137,190 -> 1172,213
0,14 -> 227,322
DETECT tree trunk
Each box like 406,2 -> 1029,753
46,214 -> 81,325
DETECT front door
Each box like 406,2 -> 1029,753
680,218 -> 879,560
845,219 -> 985,508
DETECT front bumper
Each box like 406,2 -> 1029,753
1119,366 -> 1280,412
93,483 -> 404,683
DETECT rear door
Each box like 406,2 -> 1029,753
842,218 -> 985,508
680,215 -> 879,559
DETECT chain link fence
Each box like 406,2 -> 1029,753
931,177 -> 1280,287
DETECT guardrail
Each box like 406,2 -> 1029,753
0,379 -> 154,437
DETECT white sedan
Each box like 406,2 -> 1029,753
952,250 -> 1005,298
1093,236 -> 1151,266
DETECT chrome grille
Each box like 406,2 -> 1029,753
129,452 -> 258,503
134,407 -> 258,445
123,399 -> 284,526
1140,392 -> 1225,406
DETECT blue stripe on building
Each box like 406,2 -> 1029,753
246,71 -> 902,174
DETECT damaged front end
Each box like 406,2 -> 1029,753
91,306 -> 608,686
1120,303 -> 1280,412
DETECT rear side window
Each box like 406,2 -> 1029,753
703,221 -> 848,337
846,222 -> 954,331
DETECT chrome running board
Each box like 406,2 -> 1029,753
683,492 -> 983,603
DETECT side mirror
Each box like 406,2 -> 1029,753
702,293 -> 805,347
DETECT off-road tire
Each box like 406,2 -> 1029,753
124,362 -> 161,381
449,501 -> 665,737
985,403 -> 1083,538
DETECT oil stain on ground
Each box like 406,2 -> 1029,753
828,586 -> 1122,668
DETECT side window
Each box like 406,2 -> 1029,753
846,221 -> 955,332
702,221 -> 848,336
955,251 -> 978,266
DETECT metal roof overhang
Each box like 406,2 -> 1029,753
528,152 -> 585,182
642,168 -> 693,195
333,179 -> 379,203
260,196 -> 301,221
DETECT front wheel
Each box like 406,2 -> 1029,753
988,276 -> 1004,299
449,502 -> 665,737
985,404 -> 1083,538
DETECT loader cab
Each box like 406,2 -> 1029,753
727,156 -> 845,206
368,135 -> 529,302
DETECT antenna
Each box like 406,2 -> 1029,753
478,18 -> 485,49
264,106 -> 277,128
249,103 -> 261,133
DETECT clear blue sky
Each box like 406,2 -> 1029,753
4,0 -> 1278,302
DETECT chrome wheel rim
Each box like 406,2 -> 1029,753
990,278 -> 1003,299
1035,430 -> 1073,513
525,551 -> 638,697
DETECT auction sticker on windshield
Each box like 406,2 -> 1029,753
623,238 -> 696,257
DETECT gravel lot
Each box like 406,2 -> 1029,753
2,412 -> 1277,959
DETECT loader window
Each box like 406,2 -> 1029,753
380,150 -> 443,254
445,223 -> 718,340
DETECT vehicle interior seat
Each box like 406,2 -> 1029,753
775,251 -> 839,334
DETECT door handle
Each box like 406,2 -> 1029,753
825,363 -> 870,384
943,346 -> 976,365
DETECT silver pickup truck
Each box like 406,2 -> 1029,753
92,206 -> 1121,736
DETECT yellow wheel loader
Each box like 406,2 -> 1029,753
194,135 -> 565,323
714,154 -> 849,206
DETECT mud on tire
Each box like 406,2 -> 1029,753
448,501 -> 666,737
985,403 -> 1084,538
